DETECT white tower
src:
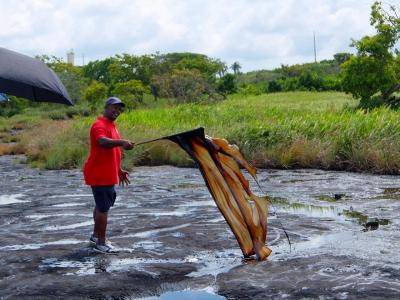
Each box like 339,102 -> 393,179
67,49 -> 75,65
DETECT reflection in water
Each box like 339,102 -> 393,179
94,256 -> 110,273
168,128 -> 271,261
139,290 -> 226,300
277,201 -> 392,229
280,203 -> 343,220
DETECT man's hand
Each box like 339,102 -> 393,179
121,140 -> 134,150
119,169 -> 131,186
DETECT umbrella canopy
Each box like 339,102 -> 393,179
0,47 -> 73,106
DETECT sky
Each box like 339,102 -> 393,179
0,0 -> 389,72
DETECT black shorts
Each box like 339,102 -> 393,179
91,185 -> 116,213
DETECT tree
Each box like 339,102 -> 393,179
217,73 -> 237,96
36,55 -> 89,102
231,61 -> 242,75
108,53 -> 157,86
155,52 -> 227,82
298,70 -> 322,90
341,1 -> 400,106
266,80 -> 282,93
333,52 -> 352,65
216,59 -> 228,77
151,68 -> 220,103
112,79 -> 151,108
83,81 -> 108,112
83,57 -> 117,87
51,63 -> 89,102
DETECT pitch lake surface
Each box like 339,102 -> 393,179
0,155 -> 399,299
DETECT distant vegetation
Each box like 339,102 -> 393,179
0,51 -> 349,118
3,91 -> 400,174
237,55 -> 345,95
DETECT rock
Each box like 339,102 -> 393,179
365,218 -> 379,231
334,194 -> 345,200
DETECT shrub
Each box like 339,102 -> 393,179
82,81 -> 108,113
217,73 -> 237,95
112,79 -> 151,109
266,80 -> 282,93
151,68 -> 221,103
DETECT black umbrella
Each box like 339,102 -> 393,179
0,47 -> 73,106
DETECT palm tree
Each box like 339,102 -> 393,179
231,61 -> 241,75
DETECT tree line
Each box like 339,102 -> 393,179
35,52 -> 239,111
1,1 -> 398,117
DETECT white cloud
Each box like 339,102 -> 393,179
0,0 -> 382,71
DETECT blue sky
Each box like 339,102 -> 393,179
0,0 -> 385,72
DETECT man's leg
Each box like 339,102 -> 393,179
94,208 -> 108,245
91,185 -> 115,247
92,207 -> 98,238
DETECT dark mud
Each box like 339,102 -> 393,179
0,156 -> 399,299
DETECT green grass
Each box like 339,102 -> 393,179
3,91 -> 400,174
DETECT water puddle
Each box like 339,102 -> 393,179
138,290 -> 225,300
169,183 -> 204,190
380,187 -> 400,200
0,193 -> 29,205
131,240 -> 163,251
181,201 -> 216,208
38,248 -> 243,279
51,202 -> 87,207
0,239 -> 83,251
41,256 -> 183,276
124,224 -> 191,238
186,250 -> 242,278
43,220 -> 93,231
383,187 -> 400,194
278,202 -> 345,221
272,228 -> 400,267
26,213 -> 91,220
48,194 -> 92,199
275,199 -> 392,228
139,207 -> 192,217
317,194 -> 347,202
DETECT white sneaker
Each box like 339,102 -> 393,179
93,243 -> 113,254
89,235 -> 114,249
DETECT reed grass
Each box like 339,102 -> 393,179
2,91 -> 400,174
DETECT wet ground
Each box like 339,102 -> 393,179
0,155 -> 399,299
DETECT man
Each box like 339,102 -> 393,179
83,97 -> 134,253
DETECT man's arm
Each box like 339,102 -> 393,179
98,137 -> 134,150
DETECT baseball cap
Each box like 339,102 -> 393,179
105,97 -> 125,107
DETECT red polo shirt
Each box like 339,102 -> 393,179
83,116 -> 122,186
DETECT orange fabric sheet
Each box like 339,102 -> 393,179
169,134 -> 271,260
